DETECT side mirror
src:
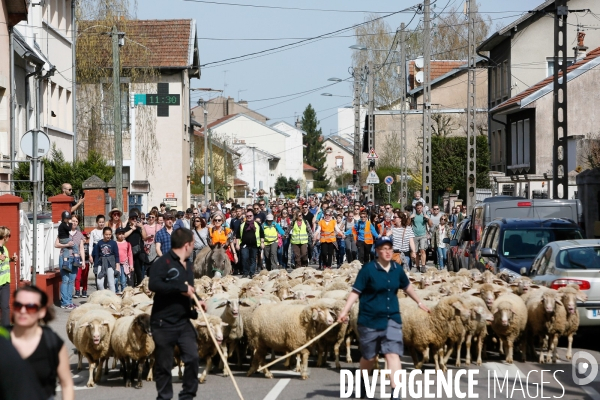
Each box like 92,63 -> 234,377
449,239 -> 458,247
481,247 -> 498,258
443,238 -> 450,244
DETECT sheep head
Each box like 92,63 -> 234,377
197,318 -> 228,343
311,306 -> 335,326
541,291 -> 562,314
494,301 -> 515,327
80,319 -> 111,345
472,305 -> 494,323
215,297 -> 240,317
133,313 -> 153,337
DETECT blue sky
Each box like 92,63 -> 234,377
138,0 -> 546,135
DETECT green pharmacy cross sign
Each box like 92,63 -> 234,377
134,83 -> 180,117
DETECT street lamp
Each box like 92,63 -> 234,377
349,44 -> 368,51
327,77 -> 343,82
321,93 -> 351,98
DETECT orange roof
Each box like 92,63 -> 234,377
303,163 -> 317,172
493,46 -> 600,113
196,114 -> 238,134
234,178 -> 248,186
408,60 -> 465,90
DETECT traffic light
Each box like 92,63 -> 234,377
369,159 -> 376,169
352,170 -> 358,184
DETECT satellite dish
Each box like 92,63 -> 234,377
415,71 -> 424,84
414,56 -> 424,69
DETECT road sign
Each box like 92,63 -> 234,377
384,176 -> 394,185
366,148 -> 378,159
201,176 -> 211,185
21,130 -> 50,158
163,198 -> 177,207
165,192 -> 175,198
366,170 -> 380,184
387,184 -> 392,192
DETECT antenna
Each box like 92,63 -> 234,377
223,70 -> 229,94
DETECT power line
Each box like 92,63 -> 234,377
181,0 -> 401,13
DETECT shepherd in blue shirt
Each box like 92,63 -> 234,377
338,237 -> 429,400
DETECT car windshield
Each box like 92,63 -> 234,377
557,246 -> 600,269
501,228 -> 582,259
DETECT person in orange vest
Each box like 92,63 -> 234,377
348,210 -> 380,264
313,209 -> 345,269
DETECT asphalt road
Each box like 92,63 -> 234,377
49,271 -> 600,400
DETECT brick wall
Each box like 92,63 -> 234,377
0,194 -> 23,312
107,188 -> 129,212
48,194 -> 74,223
83,189 -> 106,232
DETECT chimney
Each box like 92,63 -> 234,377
238,99 -> 248,107
295,116 -> 302,129
573,31 -> 588,61
226,96 -> 235,116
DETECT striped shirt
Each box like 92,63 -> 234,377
391,226 -> 415,252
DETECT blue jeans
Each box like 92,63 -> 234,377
115,268 -> 127,293
59,257 -> 77,306
312,242 -> 321,265
241,246 -> 258,276
336,238 -> 346,267
277,237 -> 290,268
437,247 -> 448,269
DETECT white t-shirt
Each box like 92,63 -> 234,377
391,226 -> 415,252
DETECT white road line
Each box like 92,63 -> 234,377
484,362 -> 524,380
263,378 -> 291,400
583,387 -> 600,400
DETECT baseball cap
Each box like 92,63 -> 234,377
129,212 -> 139,219
115,227 -> 128,235
266,214 -> 274,221
374,236 -> 393,249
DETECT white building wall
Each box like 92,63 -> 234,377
233,145 -> 271,194
336,106 -> 365,143
270,121 -> 304,181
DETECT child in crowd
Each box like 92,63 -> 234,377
92,227 -> 119,293
115,227 -> 133,294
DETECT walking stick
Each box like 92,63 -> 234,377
257,321 -> 340,372
185,282 -> 244,400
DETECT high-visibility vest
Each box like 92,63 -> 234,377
352,221 -> 374,244
290,221 -> 309,245
319,219 -> 336,243
263,223 -> 278,245
210,227 -> 231,245
0,245 -> 10,286
240,222 -> 261,246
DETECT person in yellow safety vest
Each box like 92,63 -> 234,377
288,211 -> 313,268
0,226 -> 18,326
348,210 -> 380,264
262,214 -> 286,271
313,209 -> 345,269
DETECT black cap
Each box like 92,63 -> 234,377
61,211 -> 71,220
129,212 -> 139,219
115,227 -> 127,235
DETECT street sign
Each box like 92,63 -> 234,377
20,130 -> 50,158
165,192 -> 175,198
384,176 -> 394,185
163,198 -> 177,207
387,184 -> 392,192
366,170 -> 380,184
201,176 -> 211,185
366,148 -> 378,159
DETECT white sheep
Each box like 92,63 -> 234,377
245,302 -> 335,379
88,289 -> 122,310
490,292 -> 528,364
457,295 -> 494,366
110,313 -> 155,388
73,308 -> 117,387
189,314 -> 228,383
552,286 -> 587,361
523,287 -> 563,363
205,293 -> 243,376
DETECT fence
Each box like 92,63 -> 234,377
19,210 -> 60,281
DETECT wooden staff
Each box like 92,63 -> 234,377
186,282 -> 244,400
257,321 -> 340,372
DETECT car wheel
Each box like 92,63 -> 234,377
447,255 -> 453,272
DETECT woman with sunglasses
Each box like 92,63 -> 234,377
192,217 -> 209,262
432,216 -> 451,270
379,212 -> 393,237
0,226 -> 17,326
313,210 -> 344,270
209,213 -> 238,264
10,285 -> 74,400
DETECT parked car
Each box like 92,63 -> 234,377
474,218 -> 583,274
446,217 -> 472,272
526,239 -> 600,327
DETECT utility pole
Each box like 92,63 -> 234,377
252,146 -> 256,195
111,26 -> 124,213
71,0 -> 77,161
466,0 -> 477,213
353,69 -> 361,192
203,110 -> 208,206
553,0 -> 569,199
399,23 -> 408,206
422,0 -> 432,208
367,61 -> 375,203
209,130 -> 215,202
223,135 -> 228,198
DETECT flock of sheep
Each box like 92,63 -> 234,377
65,261 -> 588,389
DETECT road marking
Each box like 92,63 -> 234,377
263,378 -> 291,400
582,387 -> 600,400
484,362 -> 524,380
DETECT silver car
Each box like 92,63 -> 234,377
526,239 -> 600,327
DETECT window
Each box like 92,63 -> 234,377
502,228 -> 582,259
547,57 -> 574,77
335,157 -> 343,169
510,118 -> 530,169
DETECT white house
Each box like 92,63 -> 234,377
323,135 -> 354,181
232,142 -> 280,196
336,106 -> 366,144
270,120 -> 305,181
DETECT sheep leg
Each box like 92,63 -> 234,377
411,347 -> 424,370
146,358 -> 155,381
199,355 -> 211,384
334,338 -> 343,369
300,348 -> 310,380
566,334 -> 574,361
539,335 -> 548,364
247,346 -> 268,378
94,358 -> 104,384
122,358 -> 131,387
476,333 -> 485,366
220,343 -> 230,377
433,348 -> 446,372
112,357 -> 117,371
505,339 -> 514,364
136,358 -> 145,389
316,342 -> 325,368
345,336 -> 353,364
550,334 -> 559,363
465,333 -> 473,366
77,352 -> 83,371
295,354 -> 302,372
86,357 -> 96,388
442,341 -> 454,365
455,338 -> 464,367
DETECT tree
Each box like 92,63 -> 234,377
275,175 -> 299,195
14,145 -> 114,202
301,104 -> 330,189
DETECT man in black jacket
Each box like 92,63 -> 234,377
149,228 -> 206,400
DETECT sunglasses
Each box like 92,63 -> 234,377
194,219 -> 201,223
149,216 -> 155,219
13,302 -> 41,313
214,219 -> 222,222
65,188 -> 73,192
193,212 -> 199,215
433,208 -> 439,210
